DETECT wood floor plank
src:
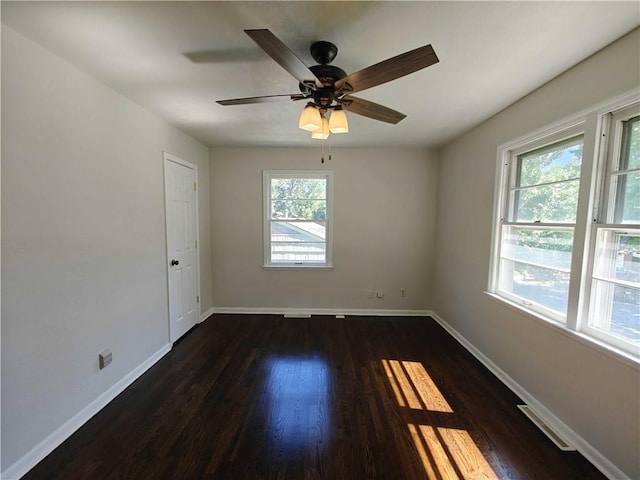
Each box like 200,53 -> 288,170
22,315 -> 606,480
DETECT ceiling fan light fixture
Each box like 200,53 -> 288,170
298,104 -> 322,131
329,107 -> 349,133
311,117 -> 330,140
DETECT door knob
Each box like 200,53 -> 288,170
170,259 -> 179,266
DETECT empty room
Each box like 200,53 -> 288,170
2,2 -> 639,479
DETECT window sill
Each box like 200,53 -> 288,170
484,291 -> 640,369
262,264 -> 334,271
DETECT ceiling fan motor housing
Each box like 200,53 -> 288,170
297,40 -> 347,108
299,64 -> 348,107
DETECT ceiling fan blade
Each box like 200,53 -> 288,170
217,94 -> 307,106
244,29 -> 323,89
341,96 -> 406,124
335,44 -> 439,94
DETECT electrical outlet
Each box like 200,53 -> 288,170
367,290 -> 375,299
99,349 -> 112,369
376,291 -> 384,299
401,288 -> 406,297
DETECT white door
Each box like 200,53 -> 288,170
164,154 -> 199,343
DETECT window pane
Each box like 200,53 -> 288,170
620,116 -> 640,171
614,171 -> 640,224
515,180 -> 580,223
517,137 -> 582,187
502,226 -> 573,271
588,229 -> 640,344
271,199 -> 326,220
589,280 -> 640,343
271,178 -> 326,200
499,259 -> 569,315
271,242 -> 326,263
271,221 -> 325,242
593,230 -> 640,284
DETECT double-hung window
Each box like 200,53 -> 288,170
496,132 -> 584,322
263,171 -> 333,268
586,107 -> 639,351
490,94 -> 639,359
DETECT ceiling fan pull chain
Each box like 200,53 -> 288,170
321,141 -> 325,164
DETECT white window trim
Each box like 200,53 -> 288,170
488,88 -> 640,363
263,170 -> 334,269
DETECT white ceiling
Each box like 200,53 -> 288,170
2,1 -> 639,149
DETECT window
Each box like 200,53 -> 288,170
490,94 -> 640,359
585,108 -> 640,351
263,171 -> 333,268
497,134 -> 583,321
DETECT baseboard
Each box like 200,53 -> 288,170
1,343 -> 172,480
200,307 -> 215,323
211,307 -> 431,317
429,311 -> 630,480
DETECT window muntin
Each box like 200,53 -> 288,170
264,171 -> 333,268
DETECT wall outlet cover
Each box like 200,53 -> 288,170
99,349 -> 112,369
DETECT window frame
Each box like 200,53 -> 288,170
489,90 -> 640,362
262,170 -> 334,269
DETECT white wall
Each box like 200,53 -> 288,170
432,28 -> 640,478
210,147 -> 438,312
1,25 -> 212,472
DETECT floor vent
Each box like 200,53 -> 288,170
517,405 -> 575,451
283,313 -> 311,318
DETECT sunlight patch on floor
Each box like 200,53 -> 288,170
383,359 -> 498,479
382,359 -> 452,412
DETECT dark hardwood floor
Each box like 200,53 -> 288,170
23,314 -> 606,479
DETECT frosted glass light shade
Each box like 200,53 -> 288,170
298,105 -> 322,131
329,108 -> 349,133
311,117 -> 330,139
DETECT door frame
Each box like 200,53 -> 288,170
163,151 -> 201,342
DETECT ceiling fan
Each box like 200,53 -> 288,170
216,29 -> 439,137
